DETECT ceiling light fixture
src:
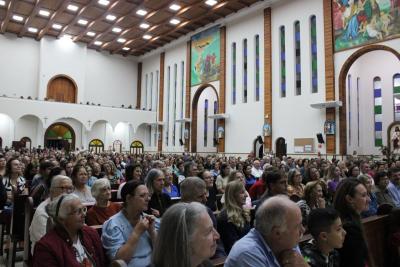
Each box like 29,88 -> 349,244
86,31 -> 96,37
139,23 -> 150,29
169,4 -> 181,11
122,47 -> 130,51
12,15 -> 24,22
38,9 -> 50,17
170,18 -> 180,25
28,27 -> 38,33
52,23 -> 62,30
106,14 -> 116,21
143,34 -> 152,40
94,41 -> 103,46
136,9 -> 147,16
117,38 -> 126,43
112,27 -> 122,33
67,4 -> 79,12
98,0 -> 110,6
78,19 -> 88,26
0,1 -> 6,7
205,0 -> 217,6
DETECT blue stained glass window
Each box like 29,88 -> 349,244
393,73 -> 400,121
310,15 -> 318,93
255,34 -> 260,102
373,77 -> 382,147
232,42 -> 236,105
243,39 -> 248,103
204,99 -> 208,147
294,21 -> 301,95
280,26 -> 286,97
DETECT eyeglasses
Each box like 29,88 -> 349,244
56,186 -> 74,192
69,207 -> 87,216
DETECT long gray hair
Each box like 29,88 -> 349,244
152,202 -> 207,267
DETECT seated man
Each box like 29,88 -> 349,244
253,170 -> 288,210
301,208 -> 346,267
388,167 -> 400,207
225,195 -> 307,267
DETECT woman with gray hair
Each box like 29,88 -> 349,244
145,168 -> 171,217
32,194 -> 106,267
86,178 -> 122,225
152,202 -> 220,267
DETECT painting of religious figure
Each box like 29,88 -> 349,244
389,123 -> 400,154
191,26 -> 220,86
333,0 -> 400,51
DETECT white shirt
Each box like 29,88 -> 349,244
251,167 -> 263,179
29,198 -> 50,254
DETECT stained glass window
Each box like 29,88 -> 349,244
255,34 -> 260,101
373,77 -> 382,147
348,74 -> 351,146
166,66 -> 170,146
173,64 -> 177,146
213,101 -> 217,147
181,61 -> 185,141
310,15 -> 318,93
243,39 -> 248,103
150,72 -> 153,110
280,26 -> 286,97
294,21 -> 301,95
232,42 -> 236,105
204,99 -> 208,147
393,73 -> 400,121
145,74 -> 148,109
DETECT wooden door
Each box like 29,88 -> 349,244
47,76 -> 76,103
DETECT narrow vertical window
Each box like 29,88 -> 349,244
232,42 -> 237,105
310,15 -> 318,93
148,125 -> 152,146
166,66 -> 170,146
243,39 -> 248,103
348,74 -> 351,146
393,73 -> 400,121
373,77 -> 382,147
180,61 -> 185,141
173,64 -> 177,146
213,101 -> 217,147
155,70 -> 159,145
294,21 -> 301,95
204,99 -> 208,147
357,77 -> 360,147
150,72 -> 153,110
255,34 -> 260,101
145,74 -> 148,109
280,26 -> 286,97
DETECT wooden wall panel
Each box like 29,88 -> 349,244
47,76 -> 77,103
185,41 -> 191,152
218,26 -> 226,153
264,8 -> 272,152
157,53 -> 165,152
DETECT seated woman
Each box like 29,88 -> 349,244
102,180 -> 157,267
221,171 -> 251,207
334,178 -> 371,267
199,170 -> 218,211
117,163 -> 142,199
161,168 -> 180,198
71,165 -> 95,204
102,161 -> 120,186
145,169 -> 171,217
215,163 -> 231,194
243,164 -> 256,190
85,178 -> 122,226
287,168 -> 305,200
2,157 -> 27,206
297,181 -> 326,227
358,174 -> 378,218
153,202 -> 220,267
217,180 -> 251,253
326,165 -> 343,199
374,171 -> 396,207
32,194 -> 106,267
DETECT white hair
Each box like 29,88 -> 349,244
50,175 -> 72,190
91,178 -> 110,198
46,193 -> 80,220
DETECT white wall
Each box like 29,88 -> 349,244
197,87 -> 218,153
271,0 -> 326,154
0,113 -> 14,148
0,34 -> 39,98
15,115 -> 42,147
346,50 -> 400,155
141,54 -> 160,111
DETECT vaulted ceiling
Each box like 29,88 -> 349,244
0,0 -> 263,56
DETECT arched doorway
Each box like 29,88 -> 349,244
89,139 -> 104,153
20,137 -> 32,151
130,140 -> 144,155
191,83 -> 219,153
44,122 -> 75,151
339,45 -> 400,155
47,75 -> 77,103
275,137 -> 286,159
253,136 -> 264,159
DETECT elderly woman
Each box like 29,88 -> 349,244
153,202 -> 220,267
71,165 -> 95,204
85,178 -> 122,226
145,169 -> 171,217
102,180 -> 157,267
32,194 -> 106,267
161,168 -> 180,198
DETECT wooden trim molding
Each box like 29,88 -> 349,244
218,26 -> 226,153
136,62 -> 142,109
157,53 -> 165,152
263,8 -> 272,152
338,45 -> 400,155
185,41 -> 191,152
323,0 -> 336,154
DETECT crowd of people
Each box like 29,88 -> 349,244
0,147 -> 399,267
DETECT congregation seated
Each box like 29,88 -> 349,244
117,163 -> 143,199
161,167 -> 180,198
215,163 -> 231,194
102,161 -> 121,186
3,157 -> 28,205
32,194 -> 106,267
102,180 -> 157,267
358,174 -> 378,217
145,169 -> 171,217
387,167 -> 400,207
71,164 -> 95,204
30,166 -> 65,207
198,170 -> 218,211
85,178 -> 122,226
153,202 -> 219,267
287,168 -> 305,199
297,180 -> 326,227
252,170 -> 288,210
374,171 -> 396,207
30,175 -> 74,254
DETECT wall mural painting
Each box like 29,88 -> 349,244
191,26 -> 220,86
333,0 -> 400,51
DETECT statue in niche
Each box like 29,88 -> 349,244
392,126 -> 400,154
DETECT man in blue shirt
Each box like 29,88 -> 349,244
388,167 -> 400,207
225,195 -> 308,267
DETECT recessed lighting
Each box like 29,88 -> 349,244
117,38 -> 126,43
67,4 -> 79,12
139,23 -> 150,29
94,41 -> 103,46
78,19 -> 88,26
12,15 -> 24,22
143,34 -> 152,40
112,27 -> 122,33
28,27 -> 38,33
98,0 -> 109,6
122,47 -> 130,51
0,1 -> 5,7
170,18 -> 180,25
106,14 -> 116,21
62,34 -> 73,40
205,0 -> 217,6
169,4 -> 181,11
38,9 -> 50,17
86,31 -> 96,37
52,23 -> 62,30
136,9 -> 147,16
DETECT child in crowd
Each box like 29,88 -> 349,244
301,208 -> 346,267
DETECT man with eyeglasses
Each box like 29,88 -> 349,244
30,175 -> 74,253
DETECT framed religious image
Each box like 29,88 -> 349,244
324,120 -> 336,135
388,122 -> 400,155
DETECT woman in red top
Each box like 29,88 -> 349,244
33,194 -> 106,267
86,178 -> 121,226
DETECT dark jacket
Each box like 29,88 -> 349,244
301,239 -> 340,267
33,225 -> 106,267
147,192 -> 171,217
338,218 -> 368,267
